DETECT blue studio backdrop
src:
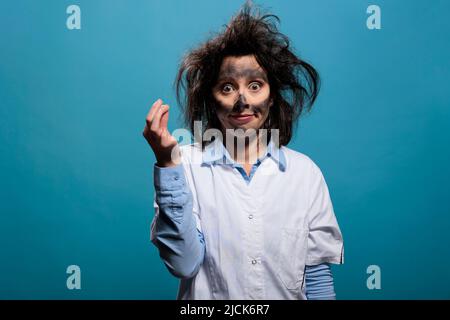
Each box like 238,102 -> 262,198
1,0 -> 449,299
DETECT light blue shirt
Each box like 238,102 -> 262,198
151,137 -> 343,299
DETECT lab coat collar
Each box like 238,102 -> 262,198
201,135 -> 286,172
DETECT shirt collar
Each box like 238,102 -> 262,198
201,136 -> 286,172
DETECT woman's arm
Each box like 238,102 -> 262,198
150,163 -> 205,279
305,263 -> 336,300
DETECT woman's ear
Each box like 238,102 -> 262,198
269,96 -> 274,108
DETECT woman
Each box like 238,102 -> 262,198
143,1 -> 344,300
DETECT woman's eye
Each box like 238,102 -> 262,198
249,82 -> 262,91
222,84 -> 234,93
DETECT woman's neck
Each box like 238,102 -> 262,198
223,130 -> 269,165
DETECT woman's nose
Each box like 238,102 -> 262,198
232,94 -> 249,112
237,93 -> 248,104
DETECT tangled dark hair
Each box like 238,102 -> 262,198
174,0 -> 320,148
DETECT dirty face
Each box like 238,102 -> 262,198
212,54 -> 273,135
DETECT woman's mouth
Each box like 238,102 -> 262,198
230,113 -> 255,124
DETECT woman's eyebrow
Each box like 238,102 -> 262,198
217,67 -> 268,82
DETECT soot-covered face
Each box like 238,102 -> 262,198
211,54 -> 273,135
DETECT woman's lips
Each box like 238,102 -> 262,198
230,113 -> 255,124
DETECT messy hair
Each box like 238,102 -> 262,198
174,0 -> 320,148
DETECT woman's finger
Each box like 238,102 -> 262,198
150,104 -> 168,132
160,104 -> 170,130
146,98 -> 163,125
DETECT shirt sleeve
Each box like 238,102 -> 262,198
306,162 -> 344,266
305,263 -> 336,300
150,162 -> 205,279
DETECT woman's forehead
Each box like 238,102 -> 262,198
218,55 -> 268,81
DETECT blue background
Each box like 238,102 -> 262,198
1,0 -> 449,299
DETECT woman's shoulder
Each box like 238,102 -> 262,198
178,142 -> 203,165
280,145 -> 321,173
281,146 -> 329,189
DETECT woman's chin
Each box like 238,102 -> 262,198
228,125 -> 261,136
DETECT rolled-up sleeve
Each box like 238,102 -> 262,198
305,263 -> 336,300
150,162 -> 205,279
